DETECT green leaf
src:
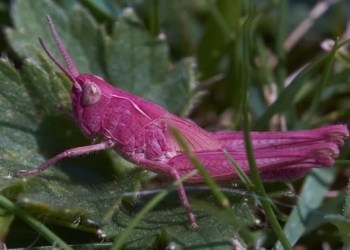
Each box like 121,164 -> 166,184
0,207 -> 14,238
0,56 -> 139,232
106,191 -> 258,248
197,0 -> 239,80
105,8 -> 194,114
83,0 -> 122,19
324,179 -> 350,245
7,0 -> 106,77
304,195 -> 346,235
344,179 -> 350,217
274,167 -> 338,249
0,194 -> 72,249
326,215 -> 350,244
6,0 -> 194,115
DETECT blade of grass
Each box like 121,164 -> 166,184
297,38 -> 340,129
149,0 -> 160,36
240,17 -> 292,248
256,35 -> 276,89
197,0 -> 238,80
28,243 -> 113,250
0,194 -> 73,250
205,0 -> 235,42
336,160 -> 350,165
229,3 -> 260,129
299,38 -> 350,129
242,85 -> 292,249
254,38 -> 350,131
253,54 -> 327,131
275,0 -> 287,93
336,50 -> 350,68
242,82 -> 292,250
223,150 -> 288,222
171,129 -> 230,208
223,150 -> 253,188
310,110 -> 346,127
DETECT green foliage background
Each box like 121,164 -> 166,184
0,0 -> 350,249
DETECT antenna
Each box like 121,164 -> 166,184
39,15 -> 81,90
46,15 -> 79,77
39,38 -> 76,84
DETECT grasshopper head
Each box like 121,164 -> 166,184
71,74 -> 116,137
39,15 -> 114,138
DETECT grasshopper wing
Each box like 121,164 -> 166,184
212,124 -> 349,151
162,114 -> 222,152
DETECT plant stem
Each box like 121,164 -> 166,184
275,0 -> 287,93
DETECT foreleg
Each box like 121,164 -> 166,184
16,140 -> 115,175
55,105 -> 75,121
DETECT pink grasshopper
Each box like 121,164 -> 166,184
16,16 -> 349,229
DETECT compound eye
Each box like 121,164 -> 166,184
83,81 -> 101,105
